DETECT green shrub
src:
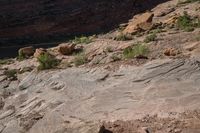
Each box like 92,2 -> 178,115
73,53 -> 88,66
176,12 -> 200,32
0,59 -> 13,66
150,28 -> 163,34
177,12 -> 192,29
144,33 -> 157,43
37,53 -> 59,70
123,44 -> 149,59
18,50 -> 26,60
72,36 -> 93,44
4,69 -> 18,80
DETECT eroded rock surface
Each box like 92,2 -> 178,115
1,0 -> 200,132
1,58 -> 200,132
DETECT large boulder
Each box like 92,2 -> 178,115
58,43 -> 76,55
18,46 -> 35,57
123,12 -> 154,34
33,48 -> 47,58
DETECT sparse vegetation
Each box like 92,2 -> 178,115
149,28 -> 163,34
71,36 -> 93,44
37,53 -> 60,70
73,53 -> 88,66
123,43 -> 149,59
0,59 -> 13,66
4,69 -> 18,80
144,33 -> 157,43
18,50 -> 26,60
176,12 -> 200,32
177,12 -> 191,30
114,33 -> 132,41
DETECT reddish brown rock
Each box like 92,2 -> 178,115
18,46 -> 35,57
164,48 -> 177,56
58,43 -> 76,55
34,48 -> 47,58
123,12 -> 154,34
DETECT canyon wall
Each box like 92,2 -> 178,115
0,0 -> 167,47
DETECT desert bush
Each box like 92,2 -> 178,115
123,43 -> 149,59
18,50 -> 26,60
4,69 -> 18,80
149,28 -> 164,34
144,33 -> 157,43
177,12 -> 192,29
73,53 -> 88,66
0,59 -> 13,66
72,36 -> 93,44
37,53 -> 59,70
177,12 -> 200,31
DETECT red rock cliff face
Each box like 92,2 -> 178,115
0,0 -> 168,46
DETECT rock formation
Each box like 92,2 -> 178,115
1,0 -> 200,132
0,0 -> 169,47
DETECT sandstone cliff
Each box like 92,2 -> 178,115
0,0 -> 168,47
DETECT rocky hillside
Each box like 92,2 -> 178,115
0,0 -> 168,47
1,0 -> 200,133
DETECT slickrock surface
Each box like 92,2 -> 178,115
0,58 -> 200,132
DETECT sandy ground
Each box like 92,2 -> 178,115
103,110 -> 200,133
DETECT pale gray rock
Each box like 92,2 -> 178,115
2,120 -> 20,133
18,69 -> 42,90
1,58 -> 200,133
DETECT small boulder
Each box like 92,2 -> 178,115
18,46 -> 35,57
34,48 -> 47,58
164,48 -> 177,56
58,43 -> 76,55
123,12 -> 154,34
